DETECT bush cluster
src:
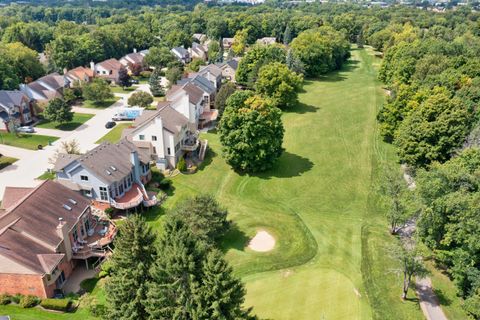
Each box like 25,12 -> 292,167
40,298 -> 72,311
19,295 -> 40,308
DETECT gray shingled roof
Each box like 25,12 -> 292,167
56,140 -> 150,185
124,104 -> 188,136
0,91 -> 27,112
198,64 -> 223,78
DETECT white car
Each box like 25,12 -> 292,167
16,126 -> 35,133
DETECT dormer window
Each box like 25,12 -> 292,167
81,175 -> 89,181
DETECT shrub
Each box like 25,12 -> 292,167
177,157 -> 187,172
99,260 -> 113,278
89,303 -> 107,317
40,298 -> 71,311
151,169 -> 165,184
158,178 -> 172,190
139,71 -> 152,78
19,295 -> 40,308
11,294 -> 22,304
0,294 -> 11,305
104,207 -> 114,218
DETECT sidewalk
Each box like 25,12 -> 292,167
33,127 -> 71,138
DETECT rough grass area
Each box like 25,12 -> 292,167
36,113 -> 94,131
0,132 -> 58,150
0,156 -> 18,170
95,123 -> 133,144
82,97 -> 120,109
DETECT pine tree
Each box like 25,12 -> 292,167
286,48 -> 305,75
283,25 -> 292,45
149,68 -> 164,97
145,217 -> 204,320
105,215 -> 156,320
193,249 -> 256,320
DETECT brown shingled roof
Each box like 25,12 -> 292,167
1,187 -> 34,210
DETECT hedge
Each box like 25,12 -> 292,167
19,295 -> 40,308
0,294 -> 11,305
41,298 -> 71,311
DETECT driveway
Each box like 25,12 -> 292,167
0,85 -> 147,198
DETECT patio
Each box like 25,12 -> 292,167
62,264 -> 98,295
72,220 -> 116,260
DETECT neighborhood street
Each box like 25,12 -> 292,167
0,84 -> 150,198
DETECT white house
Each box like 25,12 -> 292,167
166,82 -> 205,130
123,103 -> 199,170
189,42 -> 208,61
256,37 -> 277,45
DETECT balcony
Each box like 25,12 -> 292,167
110,183 -> 144,210
181,134 -> 200,152
72,220 -> 117,260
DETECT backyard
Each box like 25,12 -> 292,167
0,132 -> 59,150
36,113 -> 94,131
0,48 -> 460,319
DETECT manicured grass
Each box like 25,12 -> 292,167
110,86 -> 135,94
95,123 -> 133,144
37,170 -> 55,180
0,156 -> 18,170
82,97 -> 120,109
0,132 -> 58,150
36,113 -> 94,131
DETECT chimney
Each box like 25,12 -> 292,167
90,61 -> 96,72
130,150 -> 140,182
63,68 -> 68,75
133,48 -> 137,53
56,218 -> 73,260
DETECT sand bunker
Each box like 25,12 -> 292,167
248,230 -> 275,252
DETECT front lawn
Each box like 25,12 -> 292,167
0,132 -> 59,150
95,123 -> 133,144
0,156 -> 18,170
37,113 -> 94,131
37,170 -> 55,180
110,86 -> 135,94
82,97 -> 120,109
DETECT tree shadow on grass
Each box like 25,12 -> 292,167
246,151 -> 314,180
285,102 -> 318,114
219,222 -> 250,253
197,148 -> 217,171
433,288 -> 452,306
308,59 -> 360,83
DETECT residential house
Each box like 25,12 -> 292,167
65,66 -> 95,86
178,74 -> 216,108
0,180 -> 117,298
256,37 -> 277,45
0,91 -> 35,132
189,42 -> 208,61
124,102 -> 200,170
54,140 -> 157,210
193,33 -> 208,44
19,73 -> 68,104
222,37 -> 234,50
119,49 -> 149,74
166,82 -> 205,130
197,64 -> 223,89
94,58 -> 124,84
217,59 -> 239,82
171,46 -> 191,64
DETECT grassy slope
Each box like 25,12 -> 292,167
36,113 -> 94,131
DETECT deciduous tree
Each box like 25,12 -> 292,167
83,78 -> 113,103
128,91 -> 153,108
214,82 -> 236,118
43,98 -> 73,124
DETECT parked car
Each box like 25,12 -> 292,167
16,126 -> 35,133
105,121 -> 116,129
129,79 -> 139,84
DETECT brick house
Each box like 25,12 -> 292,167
0,90 -> 35,132
0,180 -> 116,298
